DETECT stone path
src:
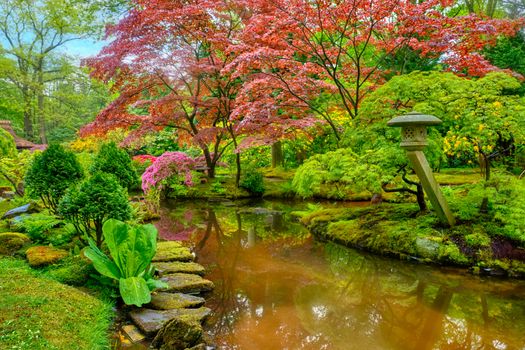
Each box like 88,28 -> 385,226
125,241 -> 214,348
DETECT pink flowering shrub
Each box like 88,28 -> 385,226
142,152 -> 195,193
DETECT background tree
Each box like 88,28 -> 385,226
0,0 -> 115,142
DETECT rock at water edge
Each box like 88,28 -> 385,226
129,307 -> 211,337
148,292 -> 205,310
151,315 -> 203,350
155,261 -> 206,276
158,273 -> 214,294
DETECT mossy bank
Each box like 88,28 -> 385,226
299,203 -> 525,278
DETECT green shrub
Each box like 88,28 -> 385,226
13,213 -> 63,243
85,219 -> 167,307
25,144 -> 83,213
0,127 -> 16,158
91,142 -> 138,190
240,167 -> 265,195
59,172 -> 131,247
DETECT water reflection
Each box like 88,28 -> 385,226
158,200 -> 525,350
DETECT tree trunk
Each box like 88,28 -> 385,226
271,141 -> 284,168
416,184 -> 427,212
202,148 -> 215,178
479,151 -> 490,213
95,221 -> 103,248
235,152 -> 241,188
22,86 -> 33,139
37,67 -> 47,144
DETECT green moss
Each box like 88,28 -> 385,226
42,255 -> 95,286
464,229 -> 491,248
0,258 -> 113,349
437,242 -> 470,265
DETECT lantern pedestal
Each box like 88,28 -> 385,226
388,112 -> 455,227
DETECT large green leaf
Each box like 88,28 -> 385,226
119,277 -> 151,307
102,219 -> 158,278
84,238 -> 121,280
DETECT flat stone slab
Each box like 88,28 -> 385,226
155,261 -> 206,276
153,242 -> 194,262
121,324 -> 146,343
130,307 -> 211,337
158,273 -> 214,294
147,292 -> 205,310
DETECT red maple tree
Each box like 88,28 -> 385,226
82,0 -> 319,180
228,0 -> 523,141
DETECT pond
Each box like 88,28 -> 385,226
157,199 -> 525,350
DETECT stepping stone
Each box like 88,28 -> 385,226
130,307 -> 211,337
158,273 -> 214,294
153,244 -> 194,263
157,241 -> 184,250
155,261 -> 206,276
148,292 -> 205,310
121,324 -> 146,343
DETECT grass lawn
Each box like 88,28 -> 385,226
0,258 -> 113,350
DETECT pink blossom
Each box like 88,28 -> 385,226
142,151 -> 195,193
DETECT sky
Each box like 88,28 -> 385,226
59,38 -> 108,60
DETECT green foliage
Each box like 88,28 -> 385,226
292,148 -> 388,199
25,144 -> 83,213
360,71 -> 525,170
12,213 -> 69,245
84,219 -> 167,307
59,172 -> 131,247
240,166 -> 265,195
0,150 -> 32,195
484,34 -> 525,78
210,181 -> 227,195
90,142 -> 138,190
444,175 -> 525,244
0,127 -> 16,158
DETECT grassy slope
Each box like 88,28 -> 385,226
0,258 -> 113,350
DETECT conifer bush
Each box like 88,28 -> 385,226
59,172 -> 131,247
25,144 -> 83,213
91,142 -> 138,190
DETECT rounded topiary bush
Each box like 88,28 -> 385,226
90,142 -> 138,190
59,172 -> 131,247
25,144 -> 83,213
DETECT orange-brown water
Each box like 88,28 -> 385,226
159,200 -> 525,350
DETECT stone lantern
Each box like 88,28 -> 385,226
387,111 -> 455,226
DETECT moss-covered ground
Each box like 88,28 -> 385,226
299,203 -> 525,278
0,258 -> 113,350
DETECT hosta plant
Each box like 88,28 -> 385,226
84,219 -> 167,307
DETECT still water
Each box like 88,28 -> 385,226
157,199 -> 525,350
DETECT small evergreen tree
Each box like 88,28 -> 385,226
91,142 -> 138,190
25,144 -> 83,213
59,172 -> 131,247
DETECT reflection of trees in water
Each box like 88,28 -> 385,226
319,243 -> 525,350
163,202 -> 525,350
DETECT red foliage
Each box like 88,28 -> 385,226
83,0 -> 523,150
227,0 -> 523,139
